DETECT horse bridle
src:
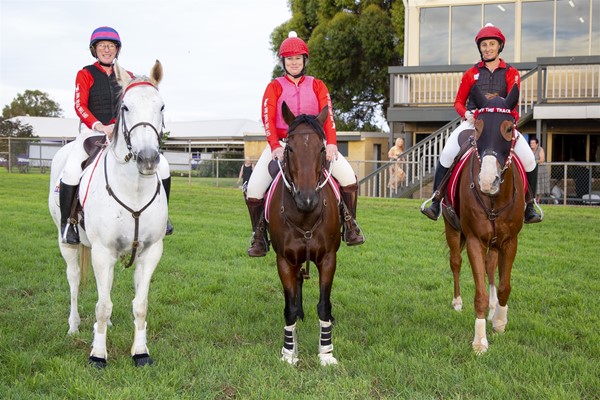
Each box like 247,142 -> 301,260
280,130 -> 333,197
118,81 -> 164,163
469,108 -> 519,244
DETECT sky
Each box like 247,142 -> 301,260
0,0 -> 291,124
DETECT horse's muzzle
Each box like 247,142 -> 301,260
136,148 -> 160,175
479,156 -> 501,195
294,190 -> 319,212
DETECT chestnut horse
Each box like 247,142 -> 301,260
268,103 -> 341,366
442,86 -> 525,354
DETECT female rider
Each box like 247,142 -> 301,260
244,31 -> 365,257
421,24 -> 542,224
59,26 -> 173,244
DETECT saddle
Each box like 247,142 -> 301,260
69,135 -> 107,228
441,130 -> 527,231
264,162 -> 341,223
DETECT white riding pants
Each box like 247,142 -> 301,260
62,124 -> 170,185
246,142 -> 357,199
440,120 -> 536,172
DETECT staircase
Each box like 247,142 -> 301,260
359,64 -> 541,199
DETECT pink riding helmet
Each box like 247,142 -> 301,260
89,26 -> 121,58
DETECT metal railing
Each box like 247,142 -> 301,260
371,56 -> 600,199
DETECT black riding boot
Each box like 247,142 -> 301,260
246,197 -> 268,257
340,183 -> 365,246
162,177 -> 174,235
525,166 -> 542,224
421,161 -> 449,221
59,181 -> 80,244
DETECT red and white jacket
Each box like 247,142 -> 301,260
261,75 -> 337,151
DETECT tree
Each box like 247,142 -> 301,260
270,0 -> 404,131
2,89 -> 63,118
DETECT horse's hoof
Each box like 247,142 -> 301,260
280,354 -> 299,366
88,356 -> 107,368
132,353 -> 153,367
318,353 -> 338,366
472,340 -> 489,355
452,296 -> 462,311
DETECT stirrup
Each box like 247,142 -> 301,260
420,191 -> 439,213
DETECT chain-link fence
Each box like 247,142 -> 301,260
3,137 -> 599,206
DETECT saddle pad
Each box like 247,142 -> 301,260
445,149 -> 527,209
264,171 -> 341,223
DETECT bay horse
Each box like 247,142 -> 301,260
49,60 -> 167,367
442,85 -> 525,354
267,103 -> 341,366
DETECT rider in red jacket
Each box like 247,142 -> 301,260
60,26 -> 173,244
244,32 -> 365,257
421,24 -> 542,224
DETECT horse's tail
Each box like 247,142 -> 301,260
78,244 -> 91,287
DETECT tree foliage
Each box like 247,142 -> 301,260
270,0 -> 404,131
0,117 -> 34,138
2,90 -> 63,118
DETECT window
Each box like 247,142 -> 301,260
556,0 -> 590,56
420,7 -> 449,65
451,6 -> 480,65
484,3 -> 516,61
521,1 -> 555,61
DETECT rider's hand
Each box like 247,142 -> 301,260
465,111 -> 475,125
326,144 -> 338,162
94,123 -> 115,140
272,146 -> 284,161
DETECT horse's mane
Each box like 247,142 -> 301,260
288,114 -> 326,141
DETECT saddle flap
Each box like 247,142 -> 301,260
81,135 -> 106,169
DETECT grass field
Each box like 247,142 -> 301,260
0,171 -> 599,399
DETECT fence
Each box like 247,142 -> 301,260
3,137 -> 599,206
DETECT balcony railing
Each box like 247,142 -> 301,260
361,56 -> 600,198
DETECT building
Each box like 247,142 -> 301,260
378,0 -> 600,198
389,0 -> 599,158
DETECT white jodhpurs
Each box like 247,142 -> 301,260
440,120 -> 536,172
246,142 -> 357,199
62,124 -> 171,185
62,124 -> 106,185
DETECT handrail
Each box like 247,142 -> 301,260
364,56 -> 600,199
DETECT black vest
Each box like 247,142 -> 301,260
84,65 -> 121,125
467,64 -> 509,111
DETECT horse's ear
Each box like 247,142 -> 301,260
150,60 -> 163,87
317,106 -> 328,126
470,85 -> 488,109
505,85 -> 519,111
282,102 -> 295,126
114,61 -> 132,88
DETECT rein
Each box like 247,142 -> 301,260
279,182 -> 329,279
117,81 -> 164,163
278,127 -> 330,279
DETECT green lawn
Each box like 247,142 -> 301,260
0,171 -> 599,399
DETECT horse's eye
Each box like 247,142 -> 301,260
160,105 -> 165,112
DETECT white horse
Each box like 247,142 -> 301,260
49,60 -> 167,368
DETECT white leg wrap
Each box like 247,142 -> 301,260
318,320 -> 337,366
492,304 -> 508,333
280,323 -> 298,366
90,322 -> 108,359
452,296 -> 463,312
131,320 -> 149,356
472,318 -> 489,355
